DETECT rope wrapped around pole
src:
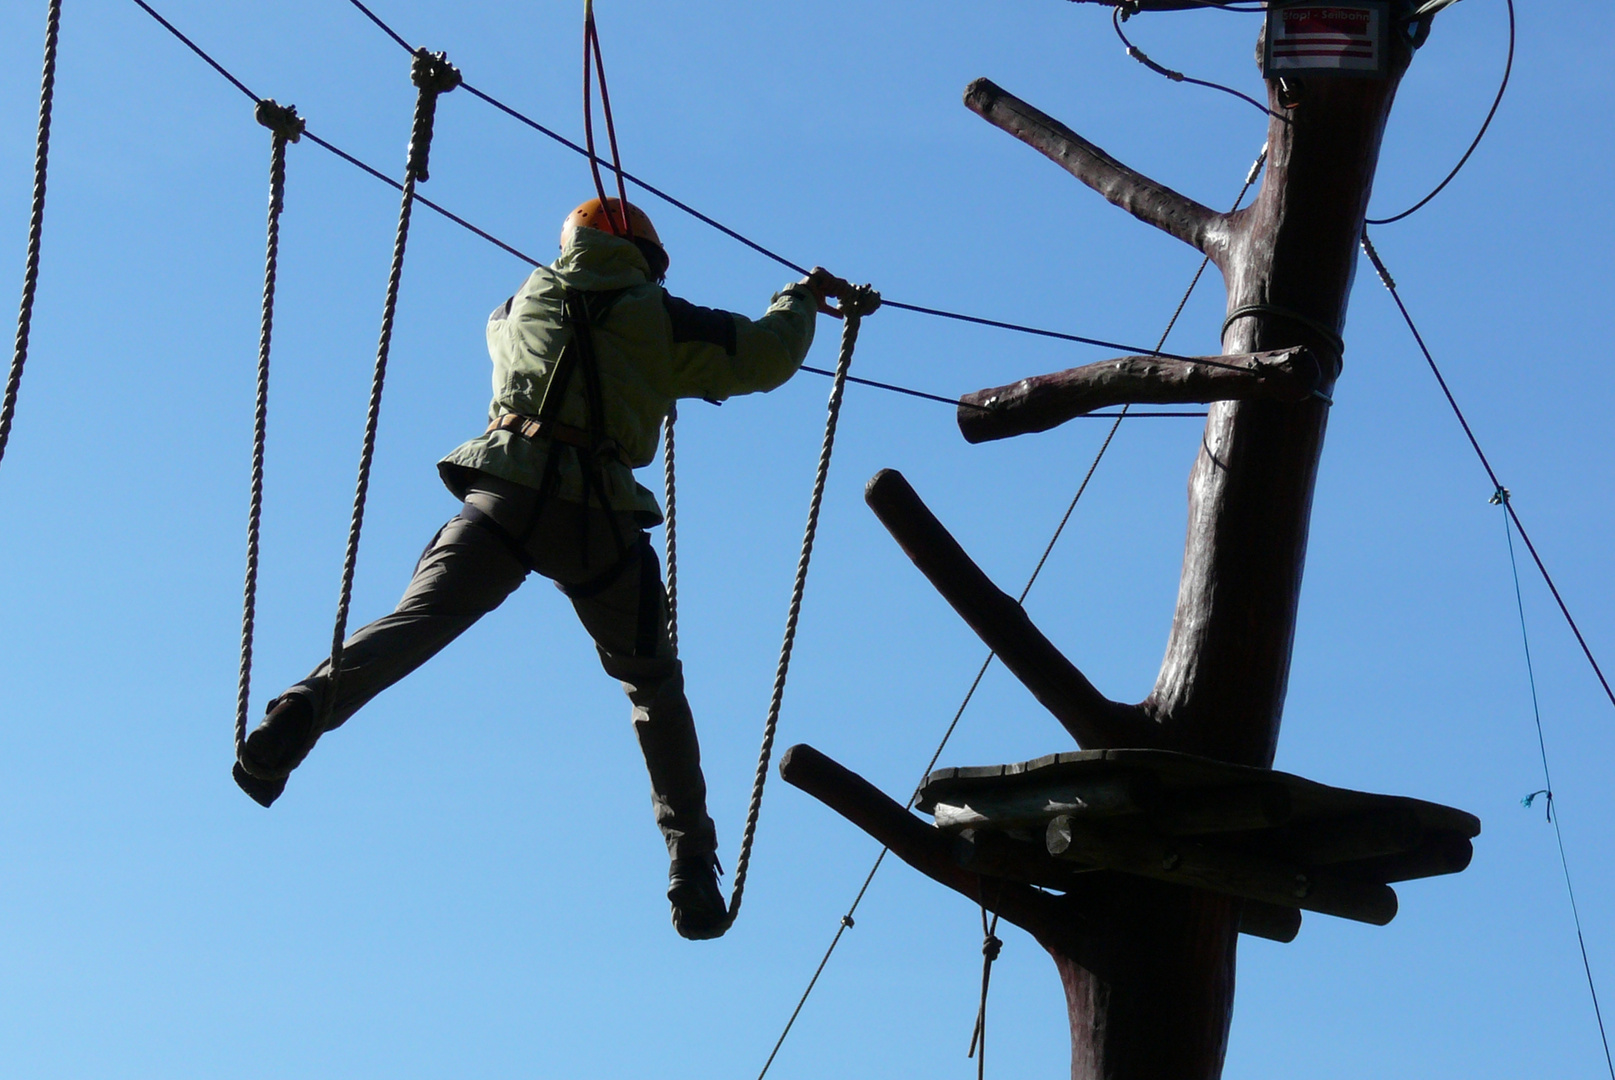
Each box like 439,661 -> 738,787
322,49 -> 460,728
235,100 -> 304,752
0,0 -> 64,471
722,283 -> 882,931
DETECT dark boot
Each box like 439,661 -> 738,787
234,695 -> 320,807
668,853 -> 729,940
232,762 -> 287,808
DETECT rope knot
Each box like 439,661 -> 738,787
841,285 -> 882,319
405,49 -> 460,183
982,933 -> 1002,962
410,48 -> 462,94
254,99 -> 304,143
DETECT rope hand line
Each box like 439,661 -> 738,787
321,49 -> 461,730
1,0 -> 63,473
718,286 -> 882,932
234,100 -> 305,752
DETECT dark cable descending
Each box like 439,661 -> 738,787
1111,7 -> 1291,123
1360,231 -> 1615,716
1496,494 -> 1615,1080
1368,0 -> 1515,224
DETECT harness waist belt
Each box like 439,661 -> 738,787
488,413 -> 631,466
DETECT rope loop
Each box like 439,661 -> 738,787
254,99 -> 304,144
405,48 -> 460,182
236,104 -> 296,751
719,279 -> 880,933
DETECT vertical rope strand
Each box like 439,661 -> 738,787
236,102 -> 302,750
662,402 -> 679,656
725,287 -> 879,929
322,52 -> 458,727
0,0 -> 63,471
1496,491 -> 1615,1079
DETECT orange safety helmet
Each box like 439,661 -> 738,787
562,197 -> 662,248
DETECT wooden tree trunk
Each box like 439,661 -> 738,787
965,28 -> 1413,1075
786,9 -> 1430,1079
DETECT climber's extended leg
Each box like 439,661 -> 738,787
563,528 -> 725,937
235,475 -> 537,804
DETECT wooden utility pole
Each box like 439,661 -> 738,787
783,4 -> 1479,1078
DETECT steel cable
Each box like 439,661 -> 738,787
1,0 -> 63,472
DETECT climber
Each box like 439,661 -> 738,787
234,196 -> 850,940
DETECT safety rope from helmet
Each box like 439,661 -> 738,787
582,0 -> 633,239
0,0 -> 63,473
233,99 -> 305,753
663,285 -> 882,933
321,49 -> 460,730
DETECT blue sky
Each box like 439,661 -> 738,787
1,1 -> 1611,1077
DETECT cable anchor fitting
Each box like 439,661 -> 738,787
1490,486 -> 1511,506
254,99 -> 304,143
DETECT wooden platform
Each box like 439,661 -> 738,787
917,749 -> 1480,940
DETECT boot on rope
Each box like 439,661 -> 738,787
668,852 -> 729,940
233,694 -> 320,807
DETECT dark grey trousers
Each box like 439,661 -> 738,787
281,472 -> 717,860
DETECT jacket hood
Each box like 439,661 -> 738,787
552,226 -> 652,291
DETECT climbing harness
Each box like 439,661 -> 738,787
233,99 -> 304,754
1,0 -> 63,473
322,48 -> 461,729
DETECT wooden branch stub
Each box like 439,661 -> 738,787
864,468 -> 1153,750
777,744 -> 1073,942
964,78 -> 1226,259
1238,901 -> 1303,944
958,347 -> 1326,444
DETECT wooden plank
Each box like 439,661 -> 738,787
931,775 -> 1141,830
1046,814 -> 1399,925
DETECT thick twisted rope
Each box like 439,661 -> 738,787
662,402 -> 680,655
723,285 -> 881,930
322,50 -> 460,726
0,0 -> 63,471
235,100 -> 304,751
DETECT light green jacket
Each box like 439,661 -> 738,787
439,227 -> 818,524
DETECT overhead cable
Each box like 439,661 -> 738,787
1367,0 -> 1514,224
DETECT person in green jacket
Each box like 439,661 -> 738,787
234,197 -> 848,939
